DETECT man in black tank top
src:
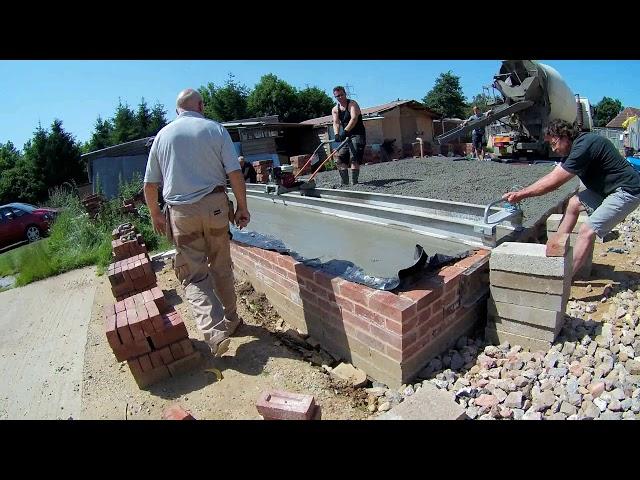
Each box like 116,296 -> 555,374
331,86 -> 366,185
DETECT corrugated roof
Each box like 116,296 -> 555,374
606,107 -> 640,129
300,99 -> 439,126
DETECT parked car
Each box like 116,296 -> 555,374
0,203 -> 59,249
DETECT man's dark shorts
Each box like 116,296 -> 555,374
471,133 -> 483,150
337,134 -> 366,166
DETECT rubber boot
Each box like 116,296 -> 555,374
339,169 -> 349,186
351,169 -> 359,185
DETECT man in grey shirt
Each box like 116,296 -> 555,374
144,88 -> 251,357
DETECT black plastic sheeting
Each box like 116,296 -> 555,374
231,226 -> 472,291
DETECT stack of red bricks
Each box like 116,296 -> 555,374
104,223 -> 200,388
104,289 -> 199,388
82,193 -> 105,217
111,224 -> 148,262
252,160 -> 273,184
108,254 -> 157,300
120,199 -> 137,215
289,155 -> 311,176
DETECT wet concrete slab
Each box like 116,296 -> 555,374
242,196 -> 471,279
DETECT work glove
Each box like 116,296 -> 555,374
334,132 -> 344,142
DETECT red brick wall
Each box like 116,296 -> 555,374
230,242 -> 490,388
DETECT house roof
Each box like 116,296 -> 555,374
81,136 -> 154,162
300,99 -> 439,126
606,107 -> 640,129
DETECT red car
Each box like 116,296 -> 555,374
0,203 -> 58,249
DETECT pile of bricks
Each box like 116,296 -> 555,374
108,254 -> 157,300
256,390 -> 320,420
82,193 -> 105,217
120,199 -> 137,215
104,290 -> 198,388
289,155 -> 311,176
111,224 -> 148,262
103,223 -> 200,388
253,160 -> 273,184
486,239 -> 571,352
546,212 -> 594,280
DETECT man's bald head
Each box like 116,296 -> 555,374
176,88 -> 203,114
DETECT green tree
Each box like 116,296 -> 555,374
86,116 -> 114,152
110,100 -> 138,144
0,141 -> 21,172
247,74 -> 299,122
23,119 -> 84,192
464,93 -> 493,117
0,158 -> 46,204
135,98 -> 152,137
296,86 -> 334,121
148,102 -> 168,136
422,71 -> 467,119
199,74 -> 249,122
593,97 -> 623,127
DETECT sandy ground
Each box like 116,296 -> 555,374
81,260 -> 369,420
0,267 -> 96,419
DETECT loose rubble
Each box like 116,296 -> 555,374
365,209 -> 640,420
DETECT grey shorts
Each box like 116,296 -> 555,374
578,187 -> 640,238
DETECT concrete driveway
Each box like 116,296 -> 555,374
0,267 -> 96,419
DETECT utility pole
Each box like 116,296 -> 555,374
344,83 -> 356,98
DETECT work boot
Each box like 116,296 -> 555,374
351,169 -> 359,185
224,314 -> 243,336
208,332 -> 230,357
339,169 -> 349,186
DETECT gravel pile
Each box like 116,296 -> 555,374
362,207 -> 640,420
313,157 -> 579,227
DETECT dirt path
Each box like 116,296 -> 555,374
0,267 -> 96,419
81,260 -> 369,420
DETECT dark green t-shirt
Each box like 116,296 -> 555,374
561,132 -> 640,197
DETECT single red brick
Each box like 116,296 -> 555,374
124,296 -> 136,311
256,390 -> 316,420
158,346 -> 174,364
146,300 -> 163,331
142,289 -> 154,304
149,350 -> 164,368
116,311 -> 134,344
339,282 -> 373,307
138,354 -> 153,372
126,308 -> 145,341
169,341 -> 185,360
105,314 -> 121,349
162,405 -> 196,420
114,300 -> 126,313
368,291 -> 417,322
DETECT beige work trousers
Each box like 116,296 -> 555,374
168,192 -> 237,347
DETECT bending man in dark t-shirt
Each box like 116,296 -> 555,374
238,156 -> 257,183
503,119 -> 640,278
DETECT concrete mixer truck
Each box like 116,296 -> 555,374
436,60 -> 593,160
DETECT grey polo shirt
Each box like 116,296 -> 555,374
144,111 -> 240,205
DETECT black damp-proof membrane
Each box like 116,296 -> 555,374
231,226 -> 471,291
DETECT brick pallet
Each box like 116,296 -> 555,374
82,193 -> 105,217
112,223 -> 137,240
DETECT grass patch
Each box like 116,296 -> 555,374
4,179 -> 173,286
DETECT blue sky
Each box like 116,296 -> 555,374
1,60 -> 639,151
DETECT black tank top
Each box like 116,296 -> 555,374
338,99 -> 366,136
